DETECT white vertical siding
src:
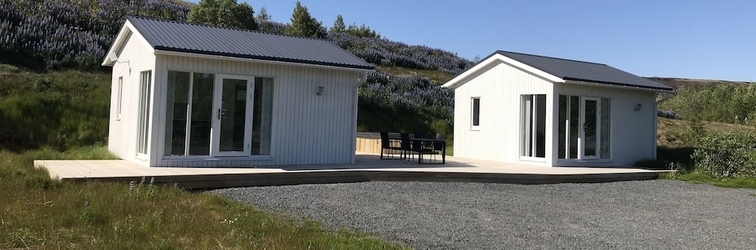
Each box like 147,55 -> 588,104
108,30 -> 156,167
153,55 -> 361,167
453,61 -> 554,166
554,83 -> 657,166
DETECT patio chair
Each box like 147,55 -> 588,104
400,133 -> 415,162
380,132 -> 402,160
430,133 -> 445,162
403,133 -> 435,163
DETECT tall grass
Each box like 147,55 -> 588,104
0,147 -> 405,249
0,66 -> 110,151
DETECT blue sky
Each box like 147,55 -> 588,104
188,0 -> 755,81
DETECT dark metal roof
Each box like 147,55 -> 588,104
126,16 -> 374,70
496,50 -> 672,91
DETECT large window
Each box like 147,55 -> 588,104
471,97 -> 480,129
521,94 -> 546,158
137,71 -> 151,155
252,78 -> 274,155
558,95 -> 610,160
164,71 -> 274,157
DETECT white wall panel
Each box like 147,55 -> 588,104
453,61 -> 554,166
108,30 -> 156,167
554,82 -> 657,166
152,55 -> 361,167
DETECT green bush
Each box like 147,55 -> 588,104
661,84 -> 756,124
691,132 -> 756,178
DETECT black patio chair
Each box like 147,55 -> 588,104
430,133 -> 445,162
380,132 -> 402,160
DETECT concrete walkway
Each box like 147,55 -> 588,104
34,153 -> 669,189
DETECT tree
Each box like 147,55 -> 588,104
345,23 -> 380,38
188,0 -> 258,30
256,7 -> 271,21
287,1 -> 326,38
330,14 -> 346,33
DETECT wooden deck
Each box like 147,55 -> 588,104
34,153 -> 669,189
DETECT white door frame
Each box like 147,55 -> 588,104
579,97 -> 601,159
211,74 -> 255,156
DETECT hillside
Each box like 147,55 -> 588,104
646,77 -> 750,89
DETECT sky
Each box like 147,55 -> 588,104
187,0 -> 756,81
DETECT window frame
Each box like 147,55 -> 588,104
116,76 -> 123,121
471,97 -> 481,130
136,70 -> 152,157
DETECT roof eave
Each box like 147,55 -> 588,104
442,52 -> 563,89
154,49 -> 375,72
563,79 -> 674,92
101,20 -> 155,66
101,21 -> 132,66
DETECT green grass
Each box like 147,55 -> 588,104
0,147 -> 406,249
377,66 -> 454,84
445,144 -> 453,156
0,67 -> 111,151
660,172 -> 756,189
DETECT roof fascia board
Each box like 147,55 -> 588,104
564,80 -> 674,93
442,53 -> 563,89
154,50 -> 375,73
101,20 -> 155,66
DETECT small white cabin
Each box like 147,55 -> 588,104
102,16 -> 373,167
442,51 -> 673,167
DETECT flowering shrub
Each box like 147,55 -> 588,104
329,33 -> 471,74
0,0 -> 190,70
358,72 -> 454,133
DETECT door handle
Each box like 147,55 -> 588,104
217,109 -> 221,120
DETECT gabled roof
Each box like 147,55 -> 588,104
442,50 -> 672,91
102,16 -> 374,70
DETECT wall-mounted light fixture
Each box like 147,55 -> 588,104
634,103 -> 642,111
108,51 -> 131,74
316,86 -> 325,96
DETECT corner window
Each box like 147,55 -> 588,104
471,97 -> 480,129
137,71 -> 152,155
116,76 -> 123,120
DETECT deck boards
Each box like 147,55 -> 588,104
34,153 -> 669,189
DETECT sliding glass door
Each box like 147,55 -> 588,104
521,94 -> 546,158
557,95 -> 610,160
580,97 -> 600,159
165,71 -> 272,158
213,76 -> 254,156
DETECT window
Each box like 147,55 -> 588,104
471,97 -> 480,129
521,94 -> 546,158
557,95 -> 610,160
163,71 -> 274,157
252,78 -> 274,155
116,77 -> 123,120
136,71 -> 151,155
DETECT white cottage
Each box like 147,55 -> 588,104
442,51 -> 672,167
102,16 -> 374,167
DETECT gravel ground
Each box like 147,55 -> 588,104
213,180 -> 756,249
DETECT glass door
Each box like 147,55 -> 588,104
211,75 -> 254,156
580,97 -> 600,159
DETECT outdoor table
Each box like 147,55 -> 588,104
410,138 -> 446,164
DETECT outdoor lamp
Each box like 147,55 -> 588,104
634,103 -> 642,111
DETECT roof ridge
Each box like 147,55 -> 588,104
126,15 -> 331,43
497,50 -> 607,66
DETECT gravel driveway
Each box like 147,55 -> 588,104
213,180 -> 756,249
